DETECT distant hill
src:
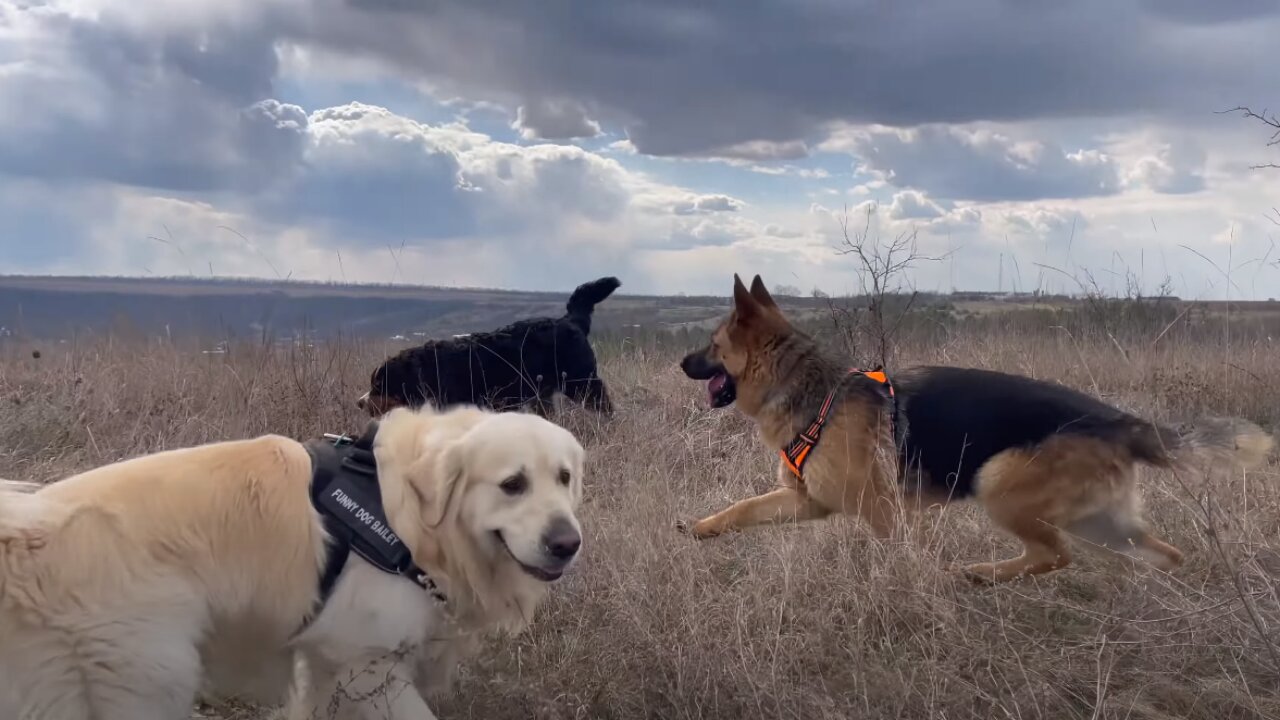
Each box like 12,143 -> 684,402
0,275 -> 835,341
7,275 -> 1272,345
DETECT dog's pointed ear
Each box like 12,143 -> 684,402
732,273 -> 760,319
748,275 -> 780,312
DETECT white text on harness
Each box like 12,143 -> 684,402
330,487 -> 402,547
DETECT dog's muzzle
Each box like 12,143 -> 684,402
680,351 -> 737,408
357,392 -> 403,418
494,518 -> 581,583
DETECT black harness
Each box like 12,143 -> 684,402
300,421 -> 444,628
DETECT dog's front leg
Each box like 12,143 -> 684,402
291,653 -> 437,720
683,487 -> 830,539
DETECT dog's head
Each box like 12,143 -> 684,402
358,355 -> 417,417
680,273 -> 791,409
444,412 -> 585,582
376,406 -> 585,595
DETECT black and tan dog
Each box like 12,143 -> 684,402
679,274 -> 1274,583
359,276 -> 620,417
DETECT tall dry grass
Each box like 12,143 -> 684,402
1,316 -> 1278,719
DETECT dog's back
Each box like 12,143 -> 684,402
361,276 -> 621,415
0,436 -> 321,718
895,365 -> 1273,498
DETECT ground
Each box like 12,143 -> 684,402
1,313 -> 1277,719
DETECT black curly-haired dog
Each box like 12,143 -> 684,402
357,276 -> 620,417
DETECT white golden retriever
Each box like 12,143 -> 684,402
0,404 -> 585,720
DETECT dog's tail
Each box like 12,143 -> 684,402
0,479 -> 41,494
1128,416 -> 1274,473
564,276 -> 621,335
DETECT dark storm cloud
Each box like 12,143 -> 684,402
3,0 -> 1274,200
319,0 -> 1278,156
0,7 -> 304,191
1140,0 -> 1280,24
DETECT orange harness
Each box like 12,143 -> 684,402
780,367 -> 896,480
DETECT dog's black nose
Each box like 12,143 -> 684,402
543,518 -> 581,560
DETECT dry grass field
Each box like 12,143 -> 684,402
2,307 -> 1278,719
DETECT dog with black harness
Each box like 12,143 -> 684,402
0,403 -> 587,720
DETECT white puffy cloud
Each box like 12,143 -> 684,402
888,190 -> 945,220
0,92 -> 768,290
1108,132 -> 1208,194
672,194 -> 742,215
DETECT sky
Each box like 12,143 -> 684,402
2,0 -> 1279,299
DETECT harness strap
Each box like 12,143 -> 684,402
780,367 -> 898,480
296,421 -> 444,635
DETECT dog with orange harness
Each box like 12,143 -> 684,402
678,273 -> 1273,583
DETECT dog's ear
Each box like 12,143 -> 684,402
375,410 -> 464,536
748,275 -> 781,312
425,440 -> 467,528
385,439 -> 466,534
732,273 -> 761,320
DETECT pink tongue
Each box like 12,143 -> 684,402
707,373 -> 726,403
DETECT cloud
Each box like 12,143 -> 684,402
307,0 -> 1278,157
0,89 -> 764,289
1109,133 -> 1208,194
512,99 -> 602,141
0,3 -> 296,190
888,190 -> 945,220
825,125 -> 1121,202
259,103 -> 476,240
672,194 -> 742,215
994,206 -> 1086,239
3,0 -> 1280,300
1140,0 -> 1280,25
698,140 -> 810,163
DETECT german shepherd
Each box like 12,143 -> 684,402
679,274 -> 1274,583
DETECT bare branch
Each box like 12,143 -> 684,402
827,203 -> 943,367
1221,105 -> 1280,169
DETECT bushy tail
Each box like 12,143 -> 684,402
564,276 -> 621,334
1131,416 -> 1274,473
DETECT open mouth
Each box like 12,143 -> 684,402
707,370 -> 737,408
493,530 -> 566,582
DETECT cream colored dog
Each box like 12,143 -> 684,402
0,404 -> 585,720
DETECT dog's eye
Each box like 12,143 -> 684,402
558,468 -> 571,486
499,472 -> 528,496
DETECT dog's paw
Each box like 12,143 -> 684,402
676,519 -> 719,540
955,562 -> 998,586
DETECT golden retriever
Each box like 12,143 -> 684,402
0,404 -> 585,719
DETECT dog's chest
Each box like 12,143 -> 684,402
295,558 -> 444,660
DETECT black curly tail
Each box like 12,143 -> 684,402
564,276 -> 621,334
